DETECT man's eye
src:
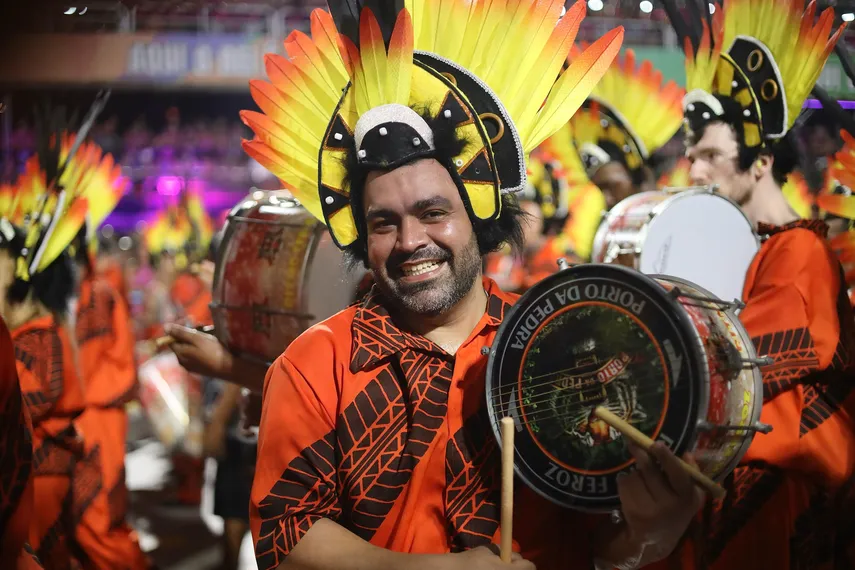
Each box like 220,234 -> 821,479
423,210 -> 446,219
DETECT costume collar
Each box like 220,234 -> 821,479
350,276 -> 513,372
758,219 -> 829,240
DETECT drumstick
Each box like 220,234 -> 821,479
593,407 -> 726,500
500,416 -> 515,563
151,325 -> 215,350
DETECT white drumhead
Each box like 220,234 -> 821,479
639,192 -> 758,302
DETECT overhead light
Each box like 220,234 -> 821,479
64,7 -> 77,14
709,3 -> 716,13
843,12 -> 855,22
79,6 -> 88,14
588,0 -> 604,11
639,0 -> 653,13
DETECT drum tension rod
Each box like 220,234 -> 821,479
741,356 -> 775,367
696,421 -> 773,434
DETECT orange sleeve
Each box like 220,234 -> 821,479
0,319 -> 35,564
250,328 -> 343,570
740,230 -> 855,488
14,330 -> 64,426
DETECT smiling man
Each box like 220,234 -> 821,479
242,2 -> 703,570
656,0 -> 855,568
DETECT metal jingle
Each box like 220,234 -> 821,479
556,258 -> 571,271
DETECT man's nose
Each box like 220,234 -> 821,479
396,217 -> 429,252
689,161 -> 708,186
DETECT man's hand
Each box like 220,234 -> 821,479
453,546 -> 536,570
165,324 -> 234,380
613,442 -> 705,563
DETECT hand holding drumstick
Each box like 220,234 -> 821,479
594,406 -> 726,499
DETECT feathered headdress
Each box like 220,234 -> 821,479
540,123 -> 606,260
657,157 -> 692,188
817,129 -> 855,222
569,48 -> 685,179
0,129 -> 124,282
241,0 -> 624,249
680,0 -> 845,149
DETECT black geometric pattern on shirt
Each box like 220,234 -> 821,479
33,425 -> 78,477
704,463 -> 785,563
800,380 -> 855,436
790,487 -> 836,570
0,382 -> 33,540
75,284 -> 116,345
255,431 -> 340,570
445,406 -> 501,552
752,327 -> 818,400
15,327 -> 64,424
71,443 -> 102,523
339,354 -> 452,540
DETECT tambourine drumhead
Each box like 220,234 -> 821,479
486,264 -> 706,512
592,189 -> 759,304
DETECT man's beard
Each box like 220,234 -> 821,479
372,234 -> 482,317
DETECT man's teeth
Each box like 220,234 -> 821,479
402,261 -> 441,276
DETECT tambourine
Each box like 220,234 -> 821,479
486,262 -> 770,512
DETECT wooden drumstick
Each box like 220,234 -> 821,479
593,406 -> 726,500
150,325 -> 215,351
500,417 -> 515,563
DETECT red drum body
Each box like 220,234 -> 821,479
591,187 -> 759,304
211,191 -> 360,363
486,263 -> 764,512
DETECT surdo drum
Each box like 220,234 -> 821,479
485,263 -> 770,512
591,186 -> 759,304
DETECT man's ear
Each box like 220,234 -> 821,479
751,153 -> 773,180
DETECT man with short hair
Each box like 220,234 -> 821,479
660,0 -> 855,567
243,3 -> 705,570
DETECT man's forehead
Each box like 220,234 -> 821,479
688,122 -> 738,154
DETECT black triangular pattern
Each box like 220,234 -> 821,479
439,92 -> 471,125
319,185 -> 350,219
459,151 -> 495,184
324,114 -> 354,150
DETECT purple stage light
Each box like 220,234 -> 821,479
156,176 -> 184,196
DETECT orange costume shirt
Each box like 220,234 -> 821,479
251,278 -> 593,570
660,220 -> 855,570
75,275 -> 147,569
170,272 -> 213,328
13,314 -> 90,570
0,316 -> 42,569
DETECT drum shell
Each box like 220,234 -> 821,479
652,276 -> 763,483
592,188 -> 759,303
210,192 -> 326,363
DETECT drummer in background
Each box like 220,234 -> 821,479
242,4 -> 702,570
70,220 -> 150,569
0,313 -> 42,569
485,153 -> 580,293
565,49 -> 686,211
0,127 -> 122,568
656,0 -> 855,567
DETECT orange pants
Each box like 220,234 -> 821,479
74,409 -> 148,570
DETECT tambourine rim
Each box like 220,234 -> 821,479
485,263 -> 708,511
650,273 -> 765,480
